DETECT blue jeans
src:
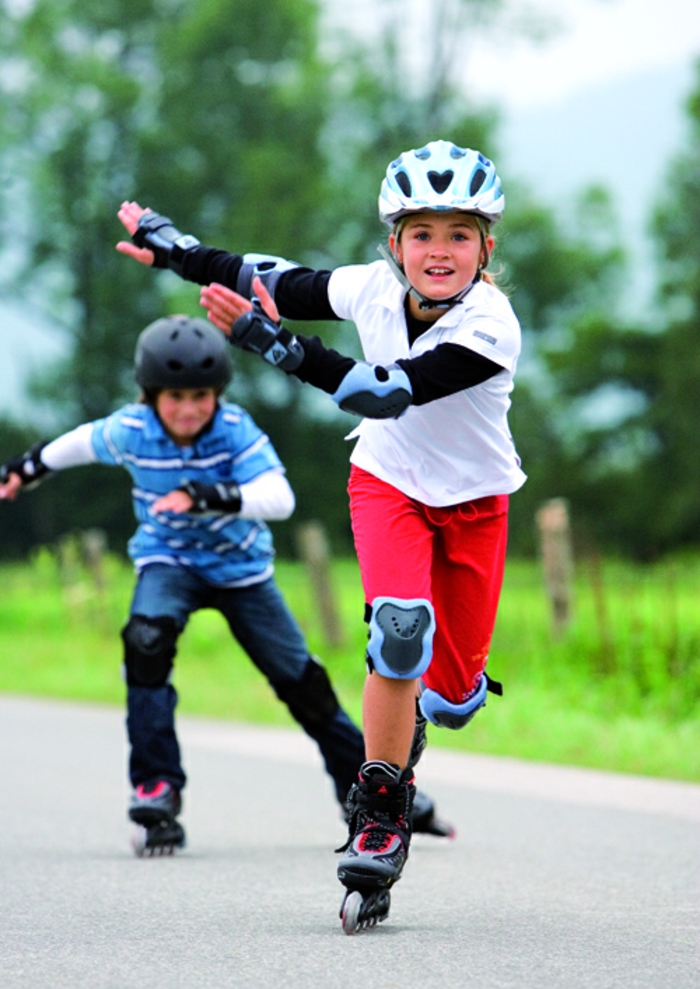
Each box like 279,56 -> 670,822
125,564 -> 364,804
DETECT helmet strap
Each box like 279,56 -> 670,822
377,243 -> 480,312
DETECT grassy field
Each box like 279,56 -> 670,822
1,546 -> 699,782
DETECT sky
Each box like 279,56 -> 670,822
467,0 -> 700,315
326,0 -> 700,314
2,0 -> 700,420
461,0 -> 700,111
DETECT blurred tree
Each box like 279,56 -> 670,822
0,0 -> 330,425
517,61 -> 700,557
0,0 -> 336,556
0,0 -> 645,559
643,60 -> 700,551
499,185 -> 631,553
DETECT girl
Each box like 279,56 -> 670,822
1,315 -> 450,856
116,139 -> 525,928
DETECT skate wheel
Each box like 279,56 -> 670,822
130,821 -> 185,857
131,825 -> 148,858
341,890 -> 363,935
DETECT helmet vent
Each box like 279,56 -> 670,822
395,171 -> 412,196
170,330 -> 180,340
201,358 -> 214,369
166,359 -> 184,371
428,170 -> 453,194
470,168 -> 486,195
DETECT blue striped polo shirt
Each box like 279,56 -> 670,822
90,401 -> 283,586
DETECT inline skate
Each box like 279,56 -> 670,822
129,780 -> 185,857
337,760 -> 414,934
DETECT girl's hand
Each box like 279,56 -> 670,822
152,489 -> 194,514
0,473 -> 22,501
116,201 -> 155,265
200,277 -> 280,336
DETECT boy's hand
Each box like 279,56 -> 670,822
0,473 -> 22,501
116,201 -> 156,266
152,490 -> 194,514
200,277 -> 280,335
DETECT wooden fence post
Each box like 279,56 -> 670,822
81,528 -> 107,593
295,520 -> 343,647
535,498 -> 573,637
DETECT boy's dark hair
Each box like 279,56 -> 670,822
138,385 -> 226,407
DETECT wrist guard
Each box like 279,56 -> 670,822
0,441 -> 53,489
132,210 -> 200,276
332,362 -> 412,419
178,480 -> 242,514
229,305 -> 304,372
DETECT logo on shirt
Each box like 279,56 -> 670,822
473,330 -> 497,346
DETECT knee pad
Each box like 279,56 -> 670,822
122,615 -> 179,688
271,656 -> 340,731
420,672 -> 489,730
366,597 -> 435,680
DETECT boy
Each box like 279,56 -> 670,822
1,314 -> 450,855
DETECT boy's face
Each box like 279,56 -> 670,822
155,388 -> 218,446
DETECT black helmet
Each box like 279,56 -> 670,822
134,315 -> 232,390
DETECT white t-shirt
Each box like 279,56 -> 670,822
327,260 -> 527,507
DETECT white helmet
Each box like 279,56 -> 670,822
378,140 -> 504,227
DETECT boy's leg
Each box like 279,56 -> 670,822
215,578 -> 365,805
124,564 -> 205,791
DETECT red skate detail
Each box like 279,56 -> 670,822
136,781 -> 170,799
357,826 -> 403,854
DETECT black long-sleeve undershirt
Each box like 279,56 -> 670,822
296,336 -> 502,405
182,245 -> 504,405
182,246 -> 337,320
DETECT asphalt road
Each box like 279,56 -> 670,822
0,695 -> 697,988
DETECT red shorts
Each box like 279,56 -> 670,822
348,465 -> 508,704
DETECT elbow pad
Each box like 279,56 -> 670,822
132,210 -> 201,276
332,363 -> 412,419
229,306 -> 305,372
236,253 -> 300,302
0,441 -> 53,489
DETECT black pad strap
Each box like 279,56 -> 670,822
485,673 -> 503,697
178,480 -> 242,514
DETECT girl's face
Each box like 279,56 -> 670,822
155,388 -> 218,445
390,212 -> 494,320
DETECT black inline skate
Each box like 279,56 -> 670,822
411,789 -> 455,839
129,780 -> 186,857
337,760 -> 415,934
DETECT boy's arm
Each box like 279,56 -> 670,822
174,470 -> 294,522
0,424 -> 98,501
1,441 -> 54,499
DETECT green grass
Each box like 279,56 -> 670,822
1,547 -> 699,782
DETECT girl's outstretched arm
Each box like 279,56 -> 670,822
200,278 -> 279,335
116,201 -> 155,265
